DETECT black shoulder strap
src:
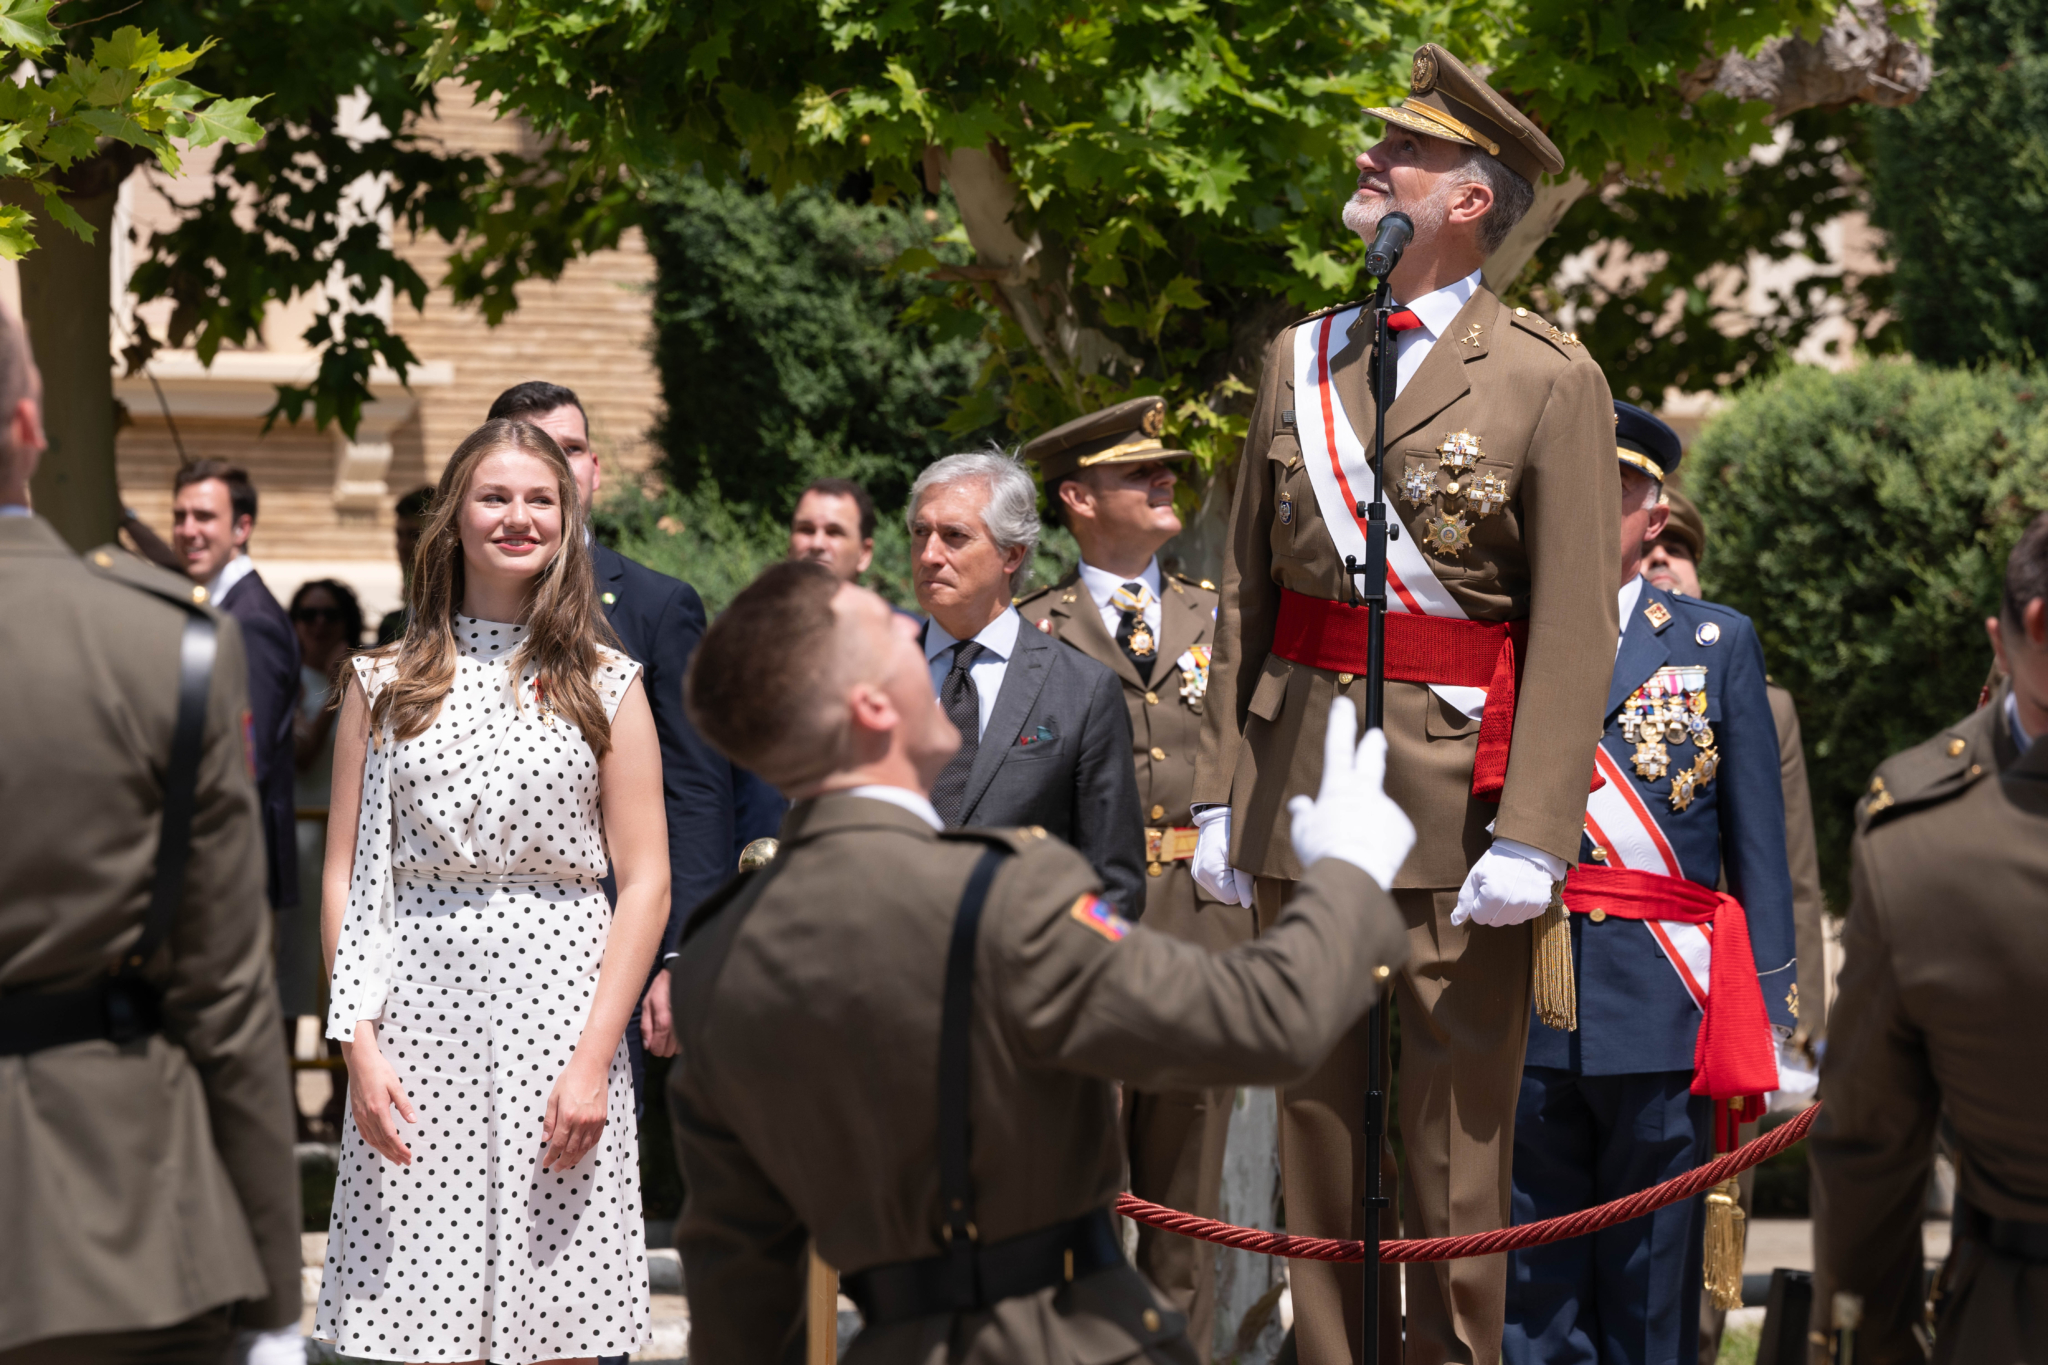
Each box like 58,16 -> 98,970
936,843 -> 1008,1292
121,614 -> 217,978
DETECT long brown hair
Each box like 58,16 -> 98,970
370,419 -> 622,756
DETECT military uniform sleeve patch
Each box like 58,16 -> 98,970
1069,893 -> 1133,942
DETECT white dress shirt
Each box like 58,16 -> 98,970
206,551 -> 258,604
1077,557 -> 1162,640
2009,691 -> 2035,755
846,784 -> 944,829
0,503 -> 31,518
1392,269 -> 1483,400
924,606 -> 1021,738
1616,575 -> 1645,659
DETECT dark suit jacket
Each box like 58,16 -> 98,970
219,568 -> 300,910
938,616 -> 1147,914
1525,581 -> 1796,1076
592,543 -> 744,960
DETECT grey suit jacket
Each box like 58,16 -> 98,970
950,620 -> 1148,914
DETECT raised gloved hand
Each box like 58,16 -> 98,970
1286,698 -> 1416,891
235,1325 -> 306,1365
1452,838 -> 1565,927
1191,805 -> 1256,908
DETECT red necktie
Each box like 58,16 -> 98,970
1388,308 -> 1423,331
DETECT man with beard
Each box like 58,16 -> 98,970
1192,44 -> 1621,1364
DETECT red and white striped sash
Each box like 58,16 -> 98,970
1582,745 -> 1714,1009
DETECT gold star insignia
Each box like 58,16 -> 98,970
1423,509 -> 1472,558
1436,430 -> 1482,471
1466,470 -> 1510,518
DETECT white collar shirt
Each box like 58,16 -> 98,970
845,784 -> 944,830
1391,269 -> 1482,400
0,504 -> 31,518
1077,556 -> 1162,640
1617,575 -> 1646,660
924,606 -> 1021,739
207,552 -> 258,605
2009,691 -> 2035,755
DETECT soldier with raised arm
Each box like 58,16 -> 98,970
1191,44 -> 1621,1363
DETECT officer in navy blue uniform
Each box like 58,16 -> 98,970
1502,403 -> 1797,1365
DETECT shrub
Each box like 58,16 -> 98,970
1688,358 -> 2048,906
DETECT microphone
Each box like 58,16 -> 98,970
1364,211 -> 1414,280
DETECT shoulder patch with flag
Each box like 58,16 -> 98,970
1069,894 -> 1132,943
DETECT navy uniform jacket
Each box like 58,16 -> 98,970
592,543 -> 741,959
1527,581 -> 1797,1075
219,570 -> 301,909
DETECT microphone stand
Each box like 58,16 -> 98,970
1343,241 -> 1404,1365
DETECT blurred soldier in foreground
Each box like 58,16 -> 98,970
0,308 -> 301,1363
1017,396 -> 1244,1357
669,561 -> 1415,1363
1810,511 -> 2048,1364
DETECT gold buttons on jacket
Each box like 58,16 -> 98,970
1947,738 -> 1967,756
1337,672 -> 1354,686
1150,747 -> 1167,761
1143,1309 -> 1162,1332
1374,965 -> 1392,980
1145,691 -> 1159,705
1148,863 -> 1162,877
1150,805 -> 1165,820
1589,908 -> 1608,924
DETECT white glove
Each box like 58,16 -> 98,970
1286,698 -> 1416,891
1191,805 -> 1256,908
235,1326 -> 305,1365
1452,838 -> 1565,927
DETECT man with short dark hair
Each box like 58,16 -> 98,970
790,477 -> 876,582
172,459 -> 299,912
375,484 -> 433,645
669,559 -> 1416,1364
909,450 -> 1145,912
485,382 -> 736,1056
1811,510 -> 2048,1364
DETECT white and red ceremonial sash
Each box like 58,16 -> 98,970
1291,309 -> 1489,719
1581,745 -> 1715,1008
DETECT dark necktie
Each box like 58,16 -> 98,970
1113,581 -> 1156,683
929,639 -> 985,825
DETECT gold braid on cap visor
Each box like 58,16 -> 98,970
1076,436 -> 1169,467
1397,100 -> 1501,157
1617,448 -> 1665,481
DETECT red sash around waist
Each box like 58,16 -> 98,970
1563,864 -> 1779,1144
1271,587 -> 1527,800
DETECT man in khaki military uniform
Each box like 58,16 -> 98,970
670,560 -> 1418,1363
1017,396 -> 1250,1358
1810,512 -> 2048,1365
0,307 -> 301,1363
1192,44 -> 1620,1363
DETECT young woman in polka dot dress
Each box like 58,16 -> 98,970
317,419 -> 668,1364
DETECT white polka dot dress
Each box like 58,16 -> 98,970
318,616 -> 650,1364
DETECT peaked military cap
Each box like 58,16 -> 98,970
1614,400 -> 1683,483
1021,395 -> 1193,484
1366,44 -> 1565,187
1658,488 -> 1705,562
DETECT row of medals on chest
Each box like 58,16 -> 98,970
1404,431 -> 1507,558
1622,667 -> 1721,812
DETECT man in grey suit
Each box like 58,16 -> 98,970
910,450 -> 1147,913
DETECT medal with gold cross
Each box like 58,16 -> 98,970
1422,509 -> 1473,558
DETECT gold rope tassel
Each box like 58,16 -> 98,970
1703,1179 -> 1746,1310
1531,887 -> 1576,1032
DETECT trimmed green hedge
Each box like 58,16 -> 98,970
1688,359 -> 2048,906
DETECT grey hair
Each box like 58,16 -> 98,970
1456,150 -> 1535,256
908,448 -> 1042,583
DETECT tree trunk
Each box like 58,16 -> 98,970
11,162 -> 126,552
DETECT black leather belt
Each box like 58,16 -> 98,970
841,1207 -> 1123,1328
0,977 -> 163,1055
1958,1198 -> 2048,1263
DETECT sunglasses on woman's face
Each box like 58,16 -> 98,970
293,607 -> 347,624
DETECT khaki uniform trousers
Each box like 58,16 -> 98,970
1258,879 -> 1532,1365
1125,1083 -> 1234,1359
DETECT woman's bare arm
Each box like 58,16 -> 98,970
544,674 -> 670,1170
322,676 -> 369,974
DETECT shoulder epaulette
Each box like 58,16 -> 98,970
1503,305 -> 1586,358
939,825 -> 1051,856
82,544 -> 217,616
676,866 -> 765,951
1856,708 -> 1999,833
1170,570 -> 1218,594
1293,299 -> 1368,329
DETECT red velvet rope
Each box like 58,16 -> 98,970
1114,1101 -> 1819,1264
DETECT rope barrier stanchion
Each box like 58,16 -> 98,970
1116,1100 -> 1818,1265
